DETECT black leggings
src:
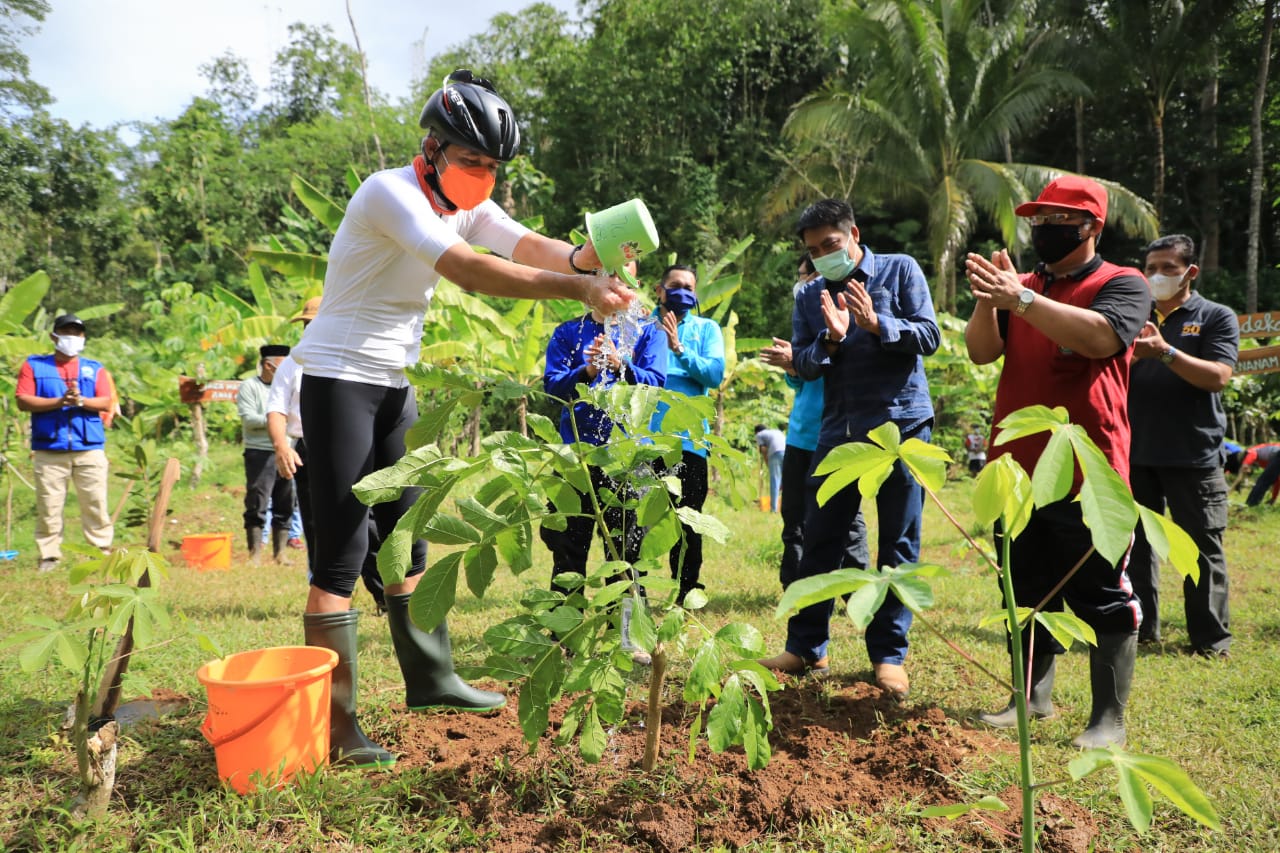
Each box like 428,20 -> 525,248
300,375 -> 425,598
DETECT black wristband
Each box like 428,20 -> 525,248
568,244 -> 591,275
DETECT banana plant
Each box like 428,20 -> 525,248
775,408 -> 1219,850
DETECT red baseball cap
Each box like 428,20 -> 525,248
1014,174 -> 1108,221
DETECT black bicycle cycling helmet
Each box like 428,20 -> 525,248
419,69 -> 521,161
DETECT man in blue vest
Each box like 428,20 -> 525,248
16,314 -> 116,572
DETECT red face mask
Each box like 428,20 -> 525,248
435,150 -> 495,211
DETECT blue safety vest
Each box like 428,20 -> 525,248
27,354 -> 106,451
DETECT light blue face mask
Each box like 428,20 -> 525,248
812,246 -> 857,282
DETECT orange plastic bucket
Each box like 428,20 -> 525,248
182,533 -> 232,570
197,646 -> 337,793
758,495 -> 771,511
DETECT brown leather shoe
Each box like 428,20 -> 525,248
759,651 -> 830,676
874,662 -> 909,698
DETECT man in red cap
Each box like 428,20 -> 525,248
963,175 -> 1152,749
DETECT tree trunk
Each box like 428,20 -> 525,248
73,719 -> 118,819
518,396 -> 528,438
1074,96 -> 1086,174
190,402 -> 207,485
1247,0 -> 1275,314
1200,41 -> 1222,274
641,643 -> 668,772
466,405 -> 482,456
345,0 -> 385,171
1152,104 -> 1167,227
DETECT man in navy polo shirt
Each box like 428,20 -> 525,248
1128,234 -> 1237,657
964,175 -> 1150,748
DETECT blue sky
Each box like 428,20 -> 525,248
22,0 -> 579,128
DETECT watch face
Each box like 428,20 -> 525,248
1019,289 -> 1035,304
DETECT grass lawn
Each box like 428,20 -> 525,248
1,436 -> 1278,851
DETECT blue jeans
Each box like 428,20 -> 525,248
785,424 -> 930,664
767,451 -> 784,512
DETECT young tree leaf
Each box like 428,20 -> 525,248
1137,507 -> 1200,584
486,618 -> 559,659
527,412 -> 562,444
464,543 -> 499,598
814,443 -> 894,506
579,704 -> 607,764
1034,610 -> 1096,650
674,506 -> 730,543
639,512 -> 681,561
993,405 -> 1068,443
714,622 -> 765,657
844,580 -> 890,630
657,608 -> 687,644
917,796 -> 1009,819
421,515 -> 480,546
628,598 -> 657,653
518,679 -> 551,748
899,437 -> 951,494
681,588 -> 709,611
407,551 -> 462,633
1072,433 -> 1139,565
707,674 -> 745,752
496,523 -> 534,574
776,568 -> 875,618
743,694 -> 772,770
973,455 -> 1033,537
684,639 -> 725,702
1116,762 -> 1155,834
1031,427 -> 1075,507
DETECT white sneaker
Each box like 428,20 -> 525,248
620,599 -> 652,666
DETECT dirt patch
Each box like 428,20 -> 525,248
384,676 -> 1098,851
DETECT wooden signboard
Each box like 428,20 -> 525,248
1237,311 -> 1280,340
178,377 -> 242,404
1236,344 -> 1280,376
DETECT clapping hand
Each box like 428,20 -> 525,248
759,337 -> 795,374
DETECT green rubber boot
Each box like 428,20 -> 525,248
385,593 -> 506,712
978,654 -> 1057,729
303,610 -> 395,769
1071,632 -> 1136,749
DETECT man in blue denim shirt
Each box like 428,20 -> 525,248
760,200 -> 939,698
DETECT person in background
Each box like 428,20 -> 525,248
237,343 -> 295,562
1233,442 -> 1280,506
268,297 -> 385,613
540,260 -> 666,664
964,424 -> 988,476
760,255 -> 869,591
1127,234 -> 1237,657
15,314 -> 115,572
965,175 -> 1149,748
759,199 -> 939,701
648,265 -> 725,604
754,424 -> 786,512
290,70 -> 632,770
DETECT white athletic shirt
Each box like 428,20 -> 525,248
265,355 -> 303,438
291,164 -> 530,388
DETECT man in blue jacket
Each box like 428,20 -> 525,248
16,314 -> 116,572
648,265 -> 726,604
760,200 -> 939,699
541,263 -> 667,661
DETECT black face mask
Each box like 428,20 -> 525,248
1030,223 -> 1086,265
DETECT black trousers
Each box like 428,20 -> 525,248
779,444 -> 868,588
1129,464 -> 1230,652
539,464 -> 643,596
995,498 -> 1140,658
295,437 -> 385,606
243,447 -> 294,532
653,450 -> 708,598
300,375 -> 425,598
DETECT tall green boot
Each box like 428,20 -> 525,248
1071,632 -> 1137,749
303,610 -> 395,769
247,526 -> 263,560
385,593 -> 506,712
271,528 -> 289,562
978,654 -> 1057,728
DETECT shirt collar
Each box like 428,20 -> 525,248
1034,253 -> 1103,285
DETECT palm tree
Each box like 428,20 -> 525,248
765,0 -> 1157,311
